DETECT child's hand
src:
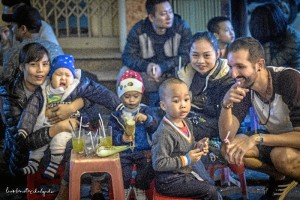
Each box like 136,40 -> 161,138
188,148 -> 203,165
122,134 -> 133,143
195,138 -> 209,155
135,113 -> 147,123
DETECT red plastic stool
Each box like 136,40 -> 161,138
27,165 -> 65,200
208,163 -> 248,199
153,186 -> 195,200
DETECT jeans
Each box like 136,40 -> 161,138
192,159 -> 215,185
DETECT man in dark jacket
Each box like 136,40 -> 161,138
1,4 -> 63,85
119,0 -> 192,106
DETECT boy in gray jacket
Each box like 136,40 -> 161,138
152,78 -> 220,200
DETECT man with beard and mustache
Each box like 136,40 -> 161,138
219,37 -> 300,200
118,0 -> 192,106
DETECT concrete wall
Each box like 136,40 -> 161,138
125,0 -> 147,33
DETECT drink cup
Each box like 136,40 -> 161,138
84,130 -> 99,156
72,130 -> 85,154
99,126 -> 113,147
124,118 -> 136,136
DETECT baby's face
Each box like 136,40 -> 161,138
51,68 -> 74,90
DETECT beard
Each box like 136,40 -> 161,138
236,76 -> 254,89
236,64 -> 258,89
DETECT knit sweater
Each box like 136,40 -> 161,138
152,117 -> 196,174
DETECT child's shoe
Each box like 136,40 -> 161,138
133,187 -> 147,200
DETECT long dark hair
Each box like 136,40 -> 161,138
250,3 -> 287,44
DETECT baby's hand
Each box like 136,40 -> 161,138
135,113 -> 147,123
122,133 -> 133,143
188,148 -> 203,165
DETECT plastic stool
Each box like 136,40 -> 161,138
208,163 -> 248,199
69,150 -> 124,200
153,186 -> 195,200
110,164 -> 153,199
27,165 -> 65,200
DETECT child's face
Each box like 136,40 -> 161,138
215,21 -> 235,45
51,68 -> 74,90
121,91 -> 142,109
160,83 -> 191,123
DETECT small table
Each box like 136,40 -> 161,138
69,150 -> 125,200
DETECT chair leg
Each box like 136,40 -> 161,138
239,172 -> 248,199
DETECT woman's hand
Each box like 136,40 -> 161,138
47,104 -> 71,124
47,98 -> 84,124
49,118 -> 79,137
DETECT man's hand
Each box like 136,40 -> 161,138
135,113 -> 147,123
223,81 -> 249,107
146,63 -> 162,82
224,135 -> 257,164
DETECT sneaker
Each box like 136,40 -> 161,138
260,177 -> 298,200
133,187 -> 147,200
124,188 -> 132,200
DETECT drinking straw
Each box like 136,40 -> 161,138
78,116 -> 82,139
224,131 -> 231,144
98,113 -> 106,137
89,131 -> 95,150
69,120 -> 76,137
